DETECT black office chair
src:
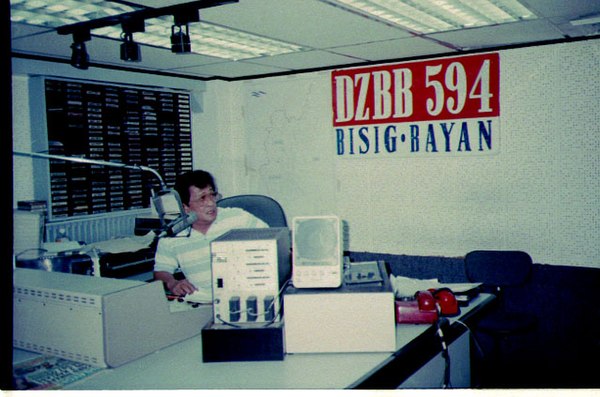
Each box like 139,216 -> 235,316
464,250 -> 538,386
217,194 -> 288,227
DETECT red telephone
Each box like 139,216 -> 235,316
395,290 -> 438,324
429,288 -> 459,316
395,288 -> 459,324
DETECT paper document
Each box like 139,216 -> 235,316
87,233 -> 155,254
41,241 -> 83,254
389,274 -> 481,298
183,291 -> 213,305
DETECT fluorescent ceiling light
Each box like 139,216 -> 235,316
322,0 -> 537,34
570,14 -> 600,26
10,0 -> 305,60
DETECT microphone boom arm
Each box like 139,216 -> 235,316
13,150 -> 192,238
13,150 -> 167,191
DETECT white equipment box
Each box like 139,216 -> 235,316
210,227 -> 291,325
13,268 -> 212,368
283,261 -> 396,353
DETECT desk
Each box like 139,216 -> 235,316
42,293 -> 493,390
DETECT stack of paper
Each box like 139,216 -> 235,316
389,274 -> 481,299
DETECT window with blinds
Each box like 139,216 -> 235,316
41,78 -> 193,219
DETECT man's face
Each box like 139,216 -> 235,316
185,185 -> 219,228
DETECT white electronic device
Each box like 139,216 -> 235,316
284,261 -> 396,353
292,215 -> 343,288
210,227 -> 291,325
13,268 -> 211,368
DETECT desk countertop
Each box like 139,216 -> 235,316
56,293 -> 493,390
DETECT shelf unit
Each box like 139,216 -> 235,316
30,77 -> 193,221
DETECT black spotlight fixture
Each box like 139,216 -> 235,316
70,30 -> 91,70
57,1 -> 235,69
120,19 -> 144,62
120,32 -> 141,62
170,23 -> 192,54
170,11 -> 199,54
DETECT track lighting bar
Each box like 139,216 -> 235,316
14,0 -> 303,61
56,0 -> 237,37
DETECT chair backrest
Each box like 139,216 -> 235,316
217,194 -> 288,227
464,250 -> 533,288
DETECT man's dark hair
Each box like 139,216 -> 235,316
174,170 -> 217,205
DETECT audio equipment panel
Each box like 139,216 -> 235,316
292,215 -> 343,288
210,228 -> 291,325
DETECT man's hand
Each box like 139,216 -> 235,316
154,271 -> 198,296
167,279 -> 198,296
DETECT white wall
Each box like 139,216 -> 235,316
198,40 -> 600,268
192,80 -> 249,196
12,39 -> 600,268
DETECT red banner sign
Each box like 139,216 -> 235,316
332,53 -> 500,127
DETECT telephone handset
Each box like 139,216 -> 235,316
395,288 -> 459,324
395,290 -> 438,324
429,288 -> 459,316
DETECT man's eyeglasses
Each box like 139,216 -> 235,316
191,191 -> 222,205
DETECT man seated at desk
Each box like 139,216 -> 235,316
153,170 -> 268,301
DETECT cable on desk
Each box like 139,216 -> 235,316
454,319 -> 485,359
435,318 -> 451,389
215,314 -> 242,328
248,279 -> 292,321
433,302 -> 452,389
216,279 -> 293,328
256,279 -> 293,326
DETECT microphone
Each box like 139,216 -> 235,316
159,212 -> 198,237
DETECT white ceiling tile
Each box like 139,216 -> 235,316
200,0 -> 413,48
332,36 -> 454,61
430,20 -> 566,50
174,59 -> 291,79
250,49 -> 364,70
